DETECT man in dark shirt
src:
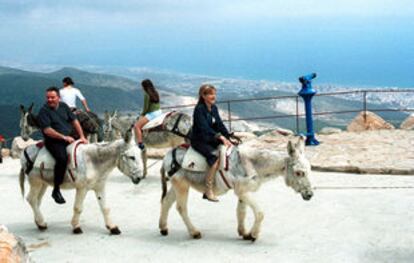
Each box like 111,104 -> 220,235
37,87 -> 88,204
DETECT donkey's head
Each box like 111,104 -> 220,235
163,112 -> 192,138
284,136 -> 313,201
117,127 -> 144,184
103,110 -> 119,141
19,103 -> 37,141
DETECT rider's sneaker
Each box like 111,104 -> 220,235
138,143 -> 145,151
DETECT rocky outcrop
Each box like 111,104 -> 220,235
400,114 -> 414,130
0,225 -> 31,262
11,137 -> 39,159
246,129 -> 414,175
347,111 -> 395,132
319,127 -> 342,135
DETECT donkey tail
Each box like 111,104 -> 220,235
19,168 -> 26,198
161,166 -> 168,201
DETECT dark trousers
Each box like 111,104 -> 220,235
191,140 -> 220,167
45,139 -> 69,189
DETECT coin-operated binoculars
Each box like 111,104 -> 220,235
298,73 -> 319,146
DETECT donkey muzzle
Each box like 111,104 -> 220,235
131,176 -> 141,185
301,190 -> 313,201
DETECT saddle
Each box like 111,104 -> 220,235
142,111 -> 172,131
181,145 -> 234,172
33,140 -> 84,172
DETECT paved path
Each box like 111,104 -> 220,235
1,158 -> 414,263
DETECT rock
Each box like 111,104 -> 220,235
0,225 -> 31,262
1,148 -> 10,158
319,127 -> 342,135
275,128 -> 295,136
400,114 -> 414,130
258,128 -> 294,138
11,137 -> 39,159
347,111 -> 395,132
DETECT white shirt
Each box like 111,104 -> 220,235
60,86 -> 85,108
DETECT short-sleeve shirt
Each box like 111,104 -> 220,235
37,102 -> 77,137
60,86 -> 85,108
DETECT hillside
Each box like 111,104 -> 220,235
0,65 -> 409,142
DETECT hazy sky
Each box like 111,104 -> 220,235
1,0 -> 413,86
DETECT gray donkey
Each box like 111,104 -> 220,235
159,136 -> 313,241
103,110 -> 192,177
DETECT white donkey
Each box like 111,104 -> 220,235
104,110 -> 192,177
159,136 -> 313,241
19,129 -> 143,235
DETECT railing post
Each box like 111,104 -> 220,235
296,96 -> 300,134
227,101 -> 232,132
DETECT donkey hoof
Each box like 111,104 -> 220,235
73,227 -> 83,234
192,232 -> 202,239
110,227 -> 121,235
36,223 -> 48,231
243,233 -> 256,242
160,229 -> 168,236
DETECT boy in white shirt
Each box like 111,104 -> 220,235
60,77 -> 90,112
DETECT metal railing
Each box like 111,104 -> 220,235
161,89 -> 414,133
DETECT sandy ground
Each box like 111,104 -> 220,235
1,157 -> 414,263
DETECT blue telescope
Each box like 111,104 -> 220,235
298,73 -> 319,146
299,73 -> 317,84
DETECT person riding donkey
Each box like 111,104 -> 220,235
190,84 -> 240,202
134,79 -> 162,151
61,77 -> 103,141
37,87 -> 88,204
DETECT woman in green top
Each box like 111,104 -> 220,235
134,79 -> 161,150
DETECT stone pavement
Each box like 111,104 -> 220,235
248,129 -> 414,175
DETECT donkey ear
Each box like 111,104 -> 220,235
296,136 -> 305,154
287,140 -> 296,157
113,110 -> 118,118
19,104 -> 25,113
123,127 -> 132,143
104,111 -> 109,122
28,103 -> 34,113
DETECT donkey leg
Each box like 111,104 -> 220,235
142,150 -> 148,178
172,177 -> 201,239
236,198 -> 248,237
159,188 -> 176,236
239,194 -> 264,242
71,188 -> 88,234
26,180 -> 47,230
94,187 -> 121,235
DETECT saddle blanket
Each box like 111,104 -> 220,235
33,140 -> 84,171
142,111 -> 172,130
182,145 -> 233,172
